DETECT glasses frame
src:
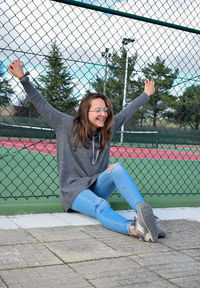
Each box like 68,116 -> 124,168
88,107 -> 110,114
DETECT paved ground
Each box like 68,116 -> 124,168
0,211 -> 200,287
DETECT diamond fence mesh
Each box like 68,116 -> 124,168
0,0 -> 199,205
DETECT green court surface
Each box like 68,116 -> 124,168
109,157 -> 200,210
0,146 -> 200,215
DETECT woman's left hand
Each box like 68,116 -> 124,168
144,79 -> 155,97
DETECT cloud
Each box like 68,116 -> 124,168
1,0 -> 199,102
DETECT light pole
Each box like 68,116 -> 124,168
120,38 -> 135,145
101,48 -> 111,95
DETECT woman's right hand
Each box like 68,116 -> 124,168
7,59 -> 25,80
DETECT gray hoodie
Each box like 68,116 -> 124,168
21,77 -> 150,211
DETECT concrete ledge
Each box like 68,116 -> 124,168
0,207 -> 200,230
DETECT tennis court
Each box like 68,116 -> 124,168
1,137 -> 200,160
1,136 -> 199,214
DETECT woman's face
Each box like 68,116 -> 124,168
88,98 -> 109,130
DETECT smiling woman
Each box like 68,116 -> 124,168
7,59 -> 166,242
73,93 -> 113,149
88,99 -> 110,130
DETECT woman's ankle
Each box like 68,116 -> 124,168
129,224 -> 139,237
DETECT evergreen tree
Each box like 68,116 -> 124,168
175,85 -> 200,130
92,47 -> 137,114
142,57 -> 179,126
14,97 -> 40,118
0,61 -> 14,105
34,41 -> 77,114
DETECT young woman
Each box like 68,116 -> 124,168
8,59 -> 166,242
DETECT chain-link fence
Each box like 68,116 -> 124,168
0,0 -> 200,206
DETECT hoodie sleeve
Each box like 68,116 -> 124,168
20,77 -> 63,131
112,92 -> 150,134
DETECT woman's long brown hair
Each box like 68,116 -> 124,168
72,93 -> 114,149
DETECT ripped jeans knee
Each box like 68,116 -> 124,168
107,162 -> 122,174
95,161 -> 144,212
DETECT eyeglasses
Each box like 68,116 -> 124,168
89,107 -> 110,114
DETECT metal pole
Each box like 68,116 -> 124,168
102,48 -> 111,95
120,38 -> 135,145
104,54 -> 108,95
120,50 -> 129,145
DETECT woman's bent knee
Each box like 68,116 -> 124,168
107,162 -> 123,174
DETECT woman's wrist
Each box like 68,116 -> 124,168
18,75 -> 25,81
144,91 -> 150,97
18,71 -> 30,81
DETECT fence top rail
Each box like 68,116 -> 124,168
0,123 -> 52,131
116,131 -> 158,134
52,0 -> 200,35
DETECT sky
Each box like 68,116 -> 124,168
1,0 -> 199,104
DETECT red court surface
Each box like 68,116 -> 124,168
0,137 -> 200,161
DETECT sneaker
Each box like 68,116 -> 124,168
154,215 -> 166,238
135,202 -> 158,242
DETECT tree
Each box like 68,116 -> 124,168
34,41 -> 77,114
142,57 -> 179,126
0,61 -> 14,105
175,85 -> 200,130
91,47 -> 137,114
14,97 -> 40,118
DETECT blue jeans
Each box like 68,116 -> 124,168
71,162 -> 144,235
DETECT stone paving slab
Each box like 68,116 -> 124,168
79,224 -> 128,240
45,237 -> 123,262
170,274 -> 200,288
130,251 -> 200,279
0,243 -> 62,270
0,229 -> 37,246
79,224 -> 171,255
70,257 -> 177,288
27,226 -> 92,242
81,224 -> 170,255
0,279 -> 7,288
158,220 -> 200,250
0,219 -> 200,288
0,265 -> 92,288
181,248 -> 200,261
